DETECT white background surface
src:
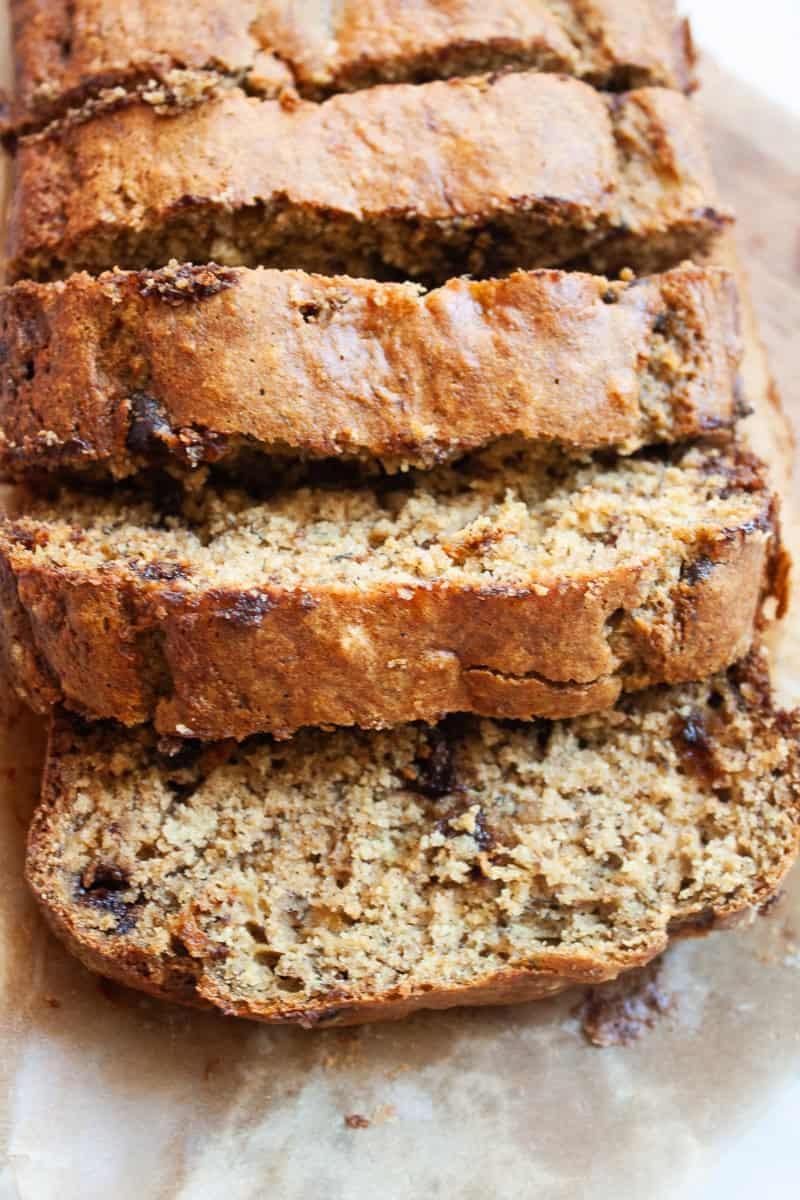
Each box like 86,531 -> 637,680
683,0 -> 800,114
682,3 -> 800,1197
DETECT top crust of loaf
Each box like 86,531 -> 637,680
4,0 -> 695,135
0,263 -> 742,478
8,74 -> 728,283
25,656 -> 800,1027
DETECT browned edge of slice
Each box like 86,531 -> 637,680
0,446 -> 786,741
6,75 -> 730,284
0,263 -> 742,479
2,0 -> 696,138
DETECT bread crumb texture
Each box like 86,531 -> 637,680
3,444 -> 769,590
26,659 -> 800,1024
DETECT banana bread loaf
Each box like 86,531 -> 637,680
4,0 -> 695,136
0,263 -> 742,479
26,655 -> 800,1026
0,442 -> 784,740
8,74 -> 728,283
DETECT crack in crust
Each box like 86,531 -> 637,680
7,74 -> 729,285
2,1 -> 697,140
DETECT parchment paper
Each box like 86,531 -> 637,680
0,26 -> 798,1200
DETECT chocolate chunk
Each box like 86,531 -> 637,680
412,728 -> 457,799
126,391 -> 175,456
80,862 -> 129,892
668,907 -> 716,935
77,862 -> 139,934
7,523 -> 50,552
695,205 -> 726,229
759,889 -> 784,916
473,810 -> 496,853
300,1005 -> 355,1028
127,391 -> 231,467
672,709 -> 721,785
681,555 -> 714,586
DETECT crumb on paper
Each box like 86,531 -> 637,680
575,961 -> 673,1048
371,1104 -> 397,1126
343,1103 -> 396,1129
386,1063 -> 411,1081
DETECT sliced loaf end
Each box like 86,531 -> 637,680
26,655 -> 800,1026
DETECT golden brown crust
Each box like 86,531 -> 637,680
3,0 -> 696,136
0,264 -> 742,477
7,74 -> 729,283
0,462 -> 783,740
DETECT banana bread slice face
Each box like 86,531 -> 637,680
26,656 -> 800,1026
0,443 -> 784,740
4,0 -> 695,136
0,264 -> 742,479
8,74 -> 728,283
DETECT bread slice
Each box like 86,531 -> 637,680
25,654 -> 800,1026
4,0 -> 695,136
0,442 -> 785,740
0,263 -> 742,478
8,74 -> 728,283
